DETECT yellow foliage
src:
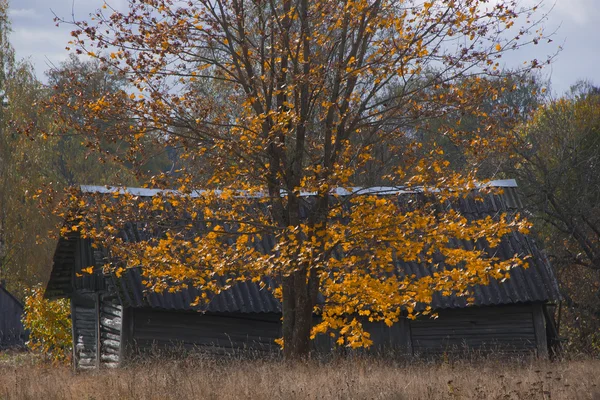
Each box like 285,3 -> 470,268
50,0 -> 548,356
22,286 -> 72,363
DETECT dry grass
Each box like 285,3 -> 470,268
0,353 -> 599,399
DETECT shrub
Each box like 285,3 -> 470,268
21,285 -> 72,363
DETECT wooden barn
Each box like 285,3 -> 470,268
44,180 -> 561,368
0,281 -> 26,349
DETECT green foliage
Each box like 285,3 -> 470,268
507,84 -> 600,356
21,286 -> 72,363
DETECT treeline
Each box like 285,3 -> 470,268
0,1 -> 597,355
0,3 -> 171,295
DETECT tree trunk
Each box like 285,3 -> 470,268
282,269 -> 314,359
280,192 -> 328,359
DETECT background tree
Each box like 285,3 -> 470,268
46,54 -> 173,186
0,0 -> 156,296
0,0 -> 60,293
507,84 -> 600,353
353,71 -> 546,185
55,0 -> 551,358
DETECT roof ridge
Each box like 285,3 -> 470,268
80,179 -> 518,198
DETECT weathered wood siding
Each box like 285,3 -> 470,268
363,318 -> 412,356
99,294 -> 123,368
0,287 -> 24,348
69,298 -> 549,367
129,308 -> 281,356
71,292 -> 123,369
71,292 -> 97,369
409,304 -> 539,357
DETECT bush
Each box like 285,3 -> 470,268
21,286 -> 72,363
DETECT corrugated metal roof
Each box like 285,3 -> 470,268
80,179 -> 518,198
46,184 -> 560,311
45,235 -> 107,299
395,232 -> 560,309
112,268 -> 282,313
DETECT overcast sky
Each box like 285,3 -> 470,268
8,0 -> 600,95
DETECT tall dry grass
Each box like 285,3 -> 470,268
0,353 -> 599,399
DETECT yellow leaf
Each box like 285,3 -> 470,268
82,266 -> 94,274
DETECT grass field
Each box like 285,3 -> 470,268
1,352 -> 599,399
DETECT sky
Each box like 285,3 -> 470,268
8,0 -> 600,95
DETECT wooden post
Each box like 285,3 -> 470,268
95,293 -> 101,368
533,303 -> 549,359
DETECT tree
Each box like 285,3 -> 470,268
54,0 -> 550,358
507,85 -> 600,353
0,8 -> 147,294
0,0 -> 61,293
354,71 -> 547,186
45,54 -> 173,186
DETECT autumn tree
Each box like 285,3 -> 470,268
507,84 -> 600,353
53,0 -> 551,358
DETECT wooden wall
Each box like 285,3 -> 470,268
71,292 -> 97,369
409,303 -> 545,357
71,292 -> 124,369
128,308 -> 282,356
0,287 -> 24,348
69,296 -> 548,368
99,294 -> 123,367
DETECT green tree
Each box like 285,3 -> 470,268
0,1 -> 151,295
0,0 -> 59,293
508,84 -> 600,353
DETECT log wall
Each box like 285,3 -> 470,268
71,292 -> 97,369
99,294 -> 123,368
130,308 -> 281,356
409,304 -> 540,357
71,292 -> 124,369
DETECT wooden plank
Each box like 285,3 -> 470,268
533,303 -> 549,359
102,339 -> 121,349
95,293 -> 101,369
102,306 -> 122,318
101,353 -> 120,363
101,317 -> 122,330
74,307 -> 96,315
76,328 -> 96,337
76,344 -> 97,352
120,307 -> 131,366
77,353 -> 96,360
102,345 -> 120,355
74,320 -> 96,329
101,331 -> 121,341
